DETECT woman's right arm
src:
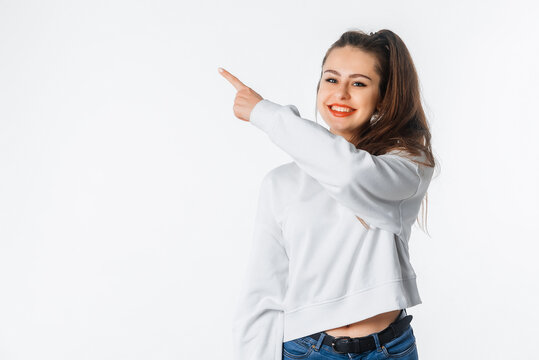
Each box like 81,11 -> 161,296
249,99 -> 433,237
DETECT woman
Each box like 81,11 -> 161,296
219,29 -> 435,360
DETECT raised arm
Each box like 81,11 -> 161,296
250,99 -> 429,236
231,170 -> 289,360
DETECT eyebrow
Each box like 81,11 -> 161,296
323,69 -> 372,81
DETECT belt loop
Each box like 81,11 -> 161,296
314,332 -> 326,350
371,332 -> 383,352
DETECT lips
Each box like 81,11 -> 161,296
327,104 -> 357,117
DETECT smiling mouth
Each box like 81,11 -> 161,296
327,105 -> 357,117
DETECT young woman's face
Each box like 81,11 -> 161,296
317,46 -> 381,141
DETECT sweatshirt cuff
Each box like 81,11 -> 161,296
249,99 -> 283,134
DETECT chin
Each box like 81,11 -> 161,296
329,120 -> 355,131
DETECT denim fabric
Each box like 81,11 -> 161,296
282,310 -> 418,360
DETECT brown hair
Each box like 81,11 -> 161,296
315,29 -> 436,235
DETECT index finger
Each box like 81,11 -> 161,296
218,67 -> 247,91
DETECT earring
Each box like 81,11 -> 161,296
370,113 -> 380,124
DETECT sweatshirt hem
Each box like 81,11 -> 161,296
282,277 -> 422,342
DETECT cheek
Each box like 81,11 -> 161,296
316,101 -> 326,115
317,88 -> 332,104
367,90 -> 380,107
316,93 -> 327,110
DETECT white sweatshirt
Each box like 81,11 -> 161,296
231,99 -> 434,360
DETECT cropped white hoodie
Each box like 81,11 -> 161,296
231,99 -> 434,360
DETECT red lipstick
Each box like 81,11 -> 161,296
327,104 -> 357,117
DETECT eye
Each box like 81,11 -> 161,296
324,78 -> 366,87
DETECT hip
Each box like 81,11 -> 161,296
282,309 -> 418,360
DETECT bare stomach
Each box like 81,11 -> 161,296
323,309 -> 402,338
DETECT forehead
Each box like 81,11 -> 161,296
323,46 -> 379,78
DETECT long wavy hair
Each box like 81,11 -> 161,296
315,29 -> 437,235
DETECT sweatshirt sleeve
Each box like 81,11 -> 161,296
232,170 -> 289,360
249,98 -> 424,236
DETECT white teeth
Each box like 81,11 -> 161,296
330,105 -> 354,112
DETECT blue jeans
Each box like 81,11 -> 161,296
282,311 -> 418,360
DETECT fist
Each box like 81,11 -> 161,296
218,67 -> 263,122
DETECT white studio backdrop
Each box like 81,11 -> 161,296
0,0 -> 537,359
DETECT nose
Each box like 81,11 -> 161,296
334,83 -> 351,100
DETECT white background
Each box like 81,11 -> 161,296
1,0 -> 538,359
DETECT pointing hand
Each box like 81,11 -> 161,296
218,67 -> 263,122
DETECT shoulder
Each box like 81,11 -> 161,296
259,161 -> 301,197
380,149 -> 435,182
263,161 -> 300,183
382,149 -> 429,165
256,162 -> 300,224
383,149 -> 434,184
